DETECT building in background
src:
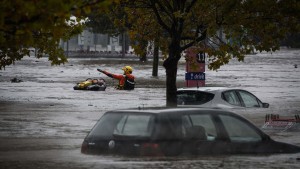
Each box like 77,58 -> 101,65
60,29 -> 133,55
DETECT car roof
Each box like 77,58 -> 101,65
177,87 -> 246,93
106,107 -> 236,116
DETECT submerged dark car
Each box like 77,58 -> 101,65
81,108 -> 300,156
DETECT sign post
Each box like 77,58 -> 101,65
185,47 -> 206,87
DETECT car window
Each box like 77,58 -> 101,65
219,115 -> 262,142
113,114 -> 154,137
183,114 -> 217,141
177,91 -> 214,105
238,90 -> 261,108
222,91 -> 241,106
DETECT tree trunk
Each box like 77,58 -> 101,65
139,40 -> 148,62
164,59 -> 178,107
140,53 -> 147,62
163,40 -> 181,107
152,39 -> 159,77
122,32 -> 125,57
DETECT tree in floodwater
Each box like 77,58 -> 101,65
118,0 -> 300,107
0,0 -> 111,69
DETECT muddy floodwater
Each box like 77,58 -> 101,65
0,49 -> 300,168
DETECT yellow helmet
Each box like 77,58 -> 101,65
122,66 -> 133,74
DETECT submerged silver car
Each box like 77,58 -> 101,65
177,87 -> 269,109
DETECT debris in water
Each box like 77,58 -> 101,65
11,77 -> 23,83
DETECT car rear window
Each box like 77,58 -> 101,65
177,91 -> 214,105
87,113 -> 123,139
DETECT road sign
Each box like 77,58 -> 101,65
185,72 -> 205,80
185,48 -> 205,72
185,47 -> 206,87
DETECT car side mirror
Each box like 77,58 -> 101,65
262,103 -> 269,108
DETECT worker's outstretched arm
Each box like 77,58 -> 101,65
97,68 -> 113,78
97,69 -> 123,80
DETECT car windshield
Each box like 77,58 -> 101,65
218,114 -> 262,142
238,90 -> 262,107
177,91 -> 214,105
87,112 -> 155,139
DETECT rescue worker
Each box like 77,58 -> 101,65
97,66 -> 135,90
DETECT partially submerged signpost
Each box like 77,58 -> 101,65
185,47 -> 205,87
